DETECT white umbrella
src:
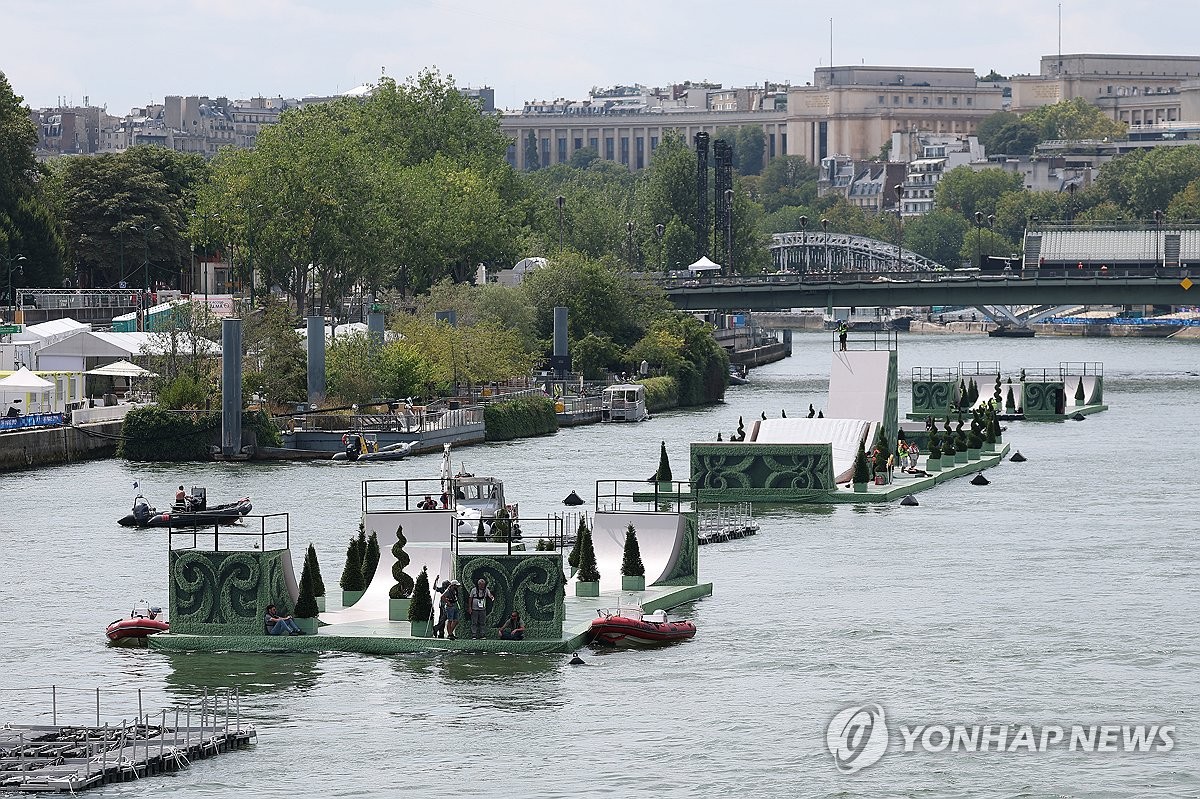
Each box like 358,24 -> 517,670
0,367 -> 54,390
687,255 -> 724,271
85,359 -> 159,378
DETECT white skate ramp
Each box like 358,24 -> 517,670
1063,375 -> 1097,407
585,511 -> 684,591
752,418 -> 870,483
828,350 -> 890,424
320,512 -> 452,625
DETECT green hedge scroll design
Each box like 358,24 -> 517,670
1022,382 -> 1062,414
692,453 -> 757,489
511,557 -> 565,637
659,516 -> 698,587
912,382 -> 953,414
173,552 -> 218,622
761,452 -> 833,490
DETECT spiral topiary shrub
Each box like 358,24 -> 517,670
389,524 -> 413,599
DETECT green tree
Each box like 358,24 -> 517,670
339,534 -> 366,591
1023,98 -> 1126,142
934,166 -> 1024,219
524,131 -> 541,171
902,209 -> 969,267
1167,176 -> 1200,220
577,531 -> 600,583
304,543 -> 326,597
621,523 -> 645,577
361,530 -> 380,587
991,119 -> 1041,156
655,440 -> 672,481
759,156 -> 818,212
0,71 -> 65,289
243,300 -> 307,411
408,566 -> 433,622
568,146 -> 598,169
960,228 -> 1014,268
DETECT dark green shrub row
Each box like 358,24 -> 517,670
484,396 -> 558,442
640,377 -> 678,412
119,407 -> 280,461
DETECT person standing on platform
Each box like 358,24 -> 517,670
837,322 -> 849,351
468,578 -> 493,639
441,580 -> 461,640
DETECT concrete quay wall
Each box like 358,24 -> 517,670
0,421 -> 121,472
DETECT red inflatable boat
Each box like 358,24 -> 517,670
589,609 -> 696,647
106,604 -> 169,644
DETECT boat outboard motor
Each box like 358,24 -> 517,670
346,434 -> 361,461
132,496 -> 151,523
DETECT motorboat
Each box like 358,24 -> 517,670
589,607 -> 697,647
728,366 -> 750,386
106,602 -> 169,645
118,494 -> 252,527
331,432 -> 414,462
601,383 -> 650,422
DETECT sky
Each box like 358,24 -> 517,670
3,0 -> 1200,114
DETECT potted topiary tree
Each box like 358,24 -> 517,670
408,566 -> 433,637
967,410 -> 983,459
1005,381 -> 1017,413
1074,377 -> 1086,406
967,378 -> 979,407
954,415 -> 969,464
294,549 -> 320,633
389,524 -> 413,621
941,417 -> 956,464
852,447 -> 871,492
620,523 -> 646,591
568,516 -> 587,577
993,375 -> 1002,406
339,534 -> 366,607
304,543 -> 326,612
489,507 -> 512,544
957,379 -> 969,409
475,517 -> 486,543
575,530 -> 600,596
983,409 -> 998,452
991,410 -> 1003,444
655,441 -> 673,493
361,530 -> 380,587
926,429 -> 942,472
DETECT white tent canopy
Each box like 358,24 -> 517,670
687,256 -> 724,272
84,360 -> 159,378
0,367 -> 54,390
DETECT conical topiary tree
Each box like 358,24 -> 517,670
362,531 -> 380,586
339,535 -> 366,591
655,441 -> 672,482
408,566 -> 432,622
304,543 -> 325,598
1005,384 -> 1016,412
389,524 -> 413,599
1074,378 -> 1086,404
853,447 -> 871,484
569,516 -> 587,571
475,517 -> 486,543
621,523 -> 645,577
958,379 -> 969,408
577,531 -> 600,583
294,566 -> 319,618
967,378 -> 979,406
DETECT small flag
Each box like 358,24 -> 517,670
133,481 -> 139,489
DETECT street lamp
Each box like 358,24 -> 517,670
724,188 -> 734,275
2,253 -> 26,311
798,215 -> 808,274
555,195 -> 566,251
625,220 -> 635,269
820,218 -> 830,273
1153,209 -> 1164,270
974,211 -> 984,269
654,223 -> 665,274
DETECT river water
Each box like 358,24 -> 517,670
1,332 -> 1197,797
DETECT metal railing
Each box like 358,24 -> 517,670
1060,362 -> 1104,377
958,361 -> 1000,376
167,513 -> 289,552
912,367 -> 958,382
450,514 -> 566,559
595,479 -> 695,514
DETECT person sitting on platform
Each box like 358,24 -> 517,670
419,495 -> 438,510
175,485 -> 192,510
264,603 -> 303,635
498,611 -> 525,641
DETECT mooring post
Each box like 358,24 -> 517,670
160,709 -> 166,764
235,687 -> 240,733
221,317 -> 244,458
186,702 -> 191,749
138,689 -> 143,726
52,685 -> 56,726
96,687 -> 101,727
